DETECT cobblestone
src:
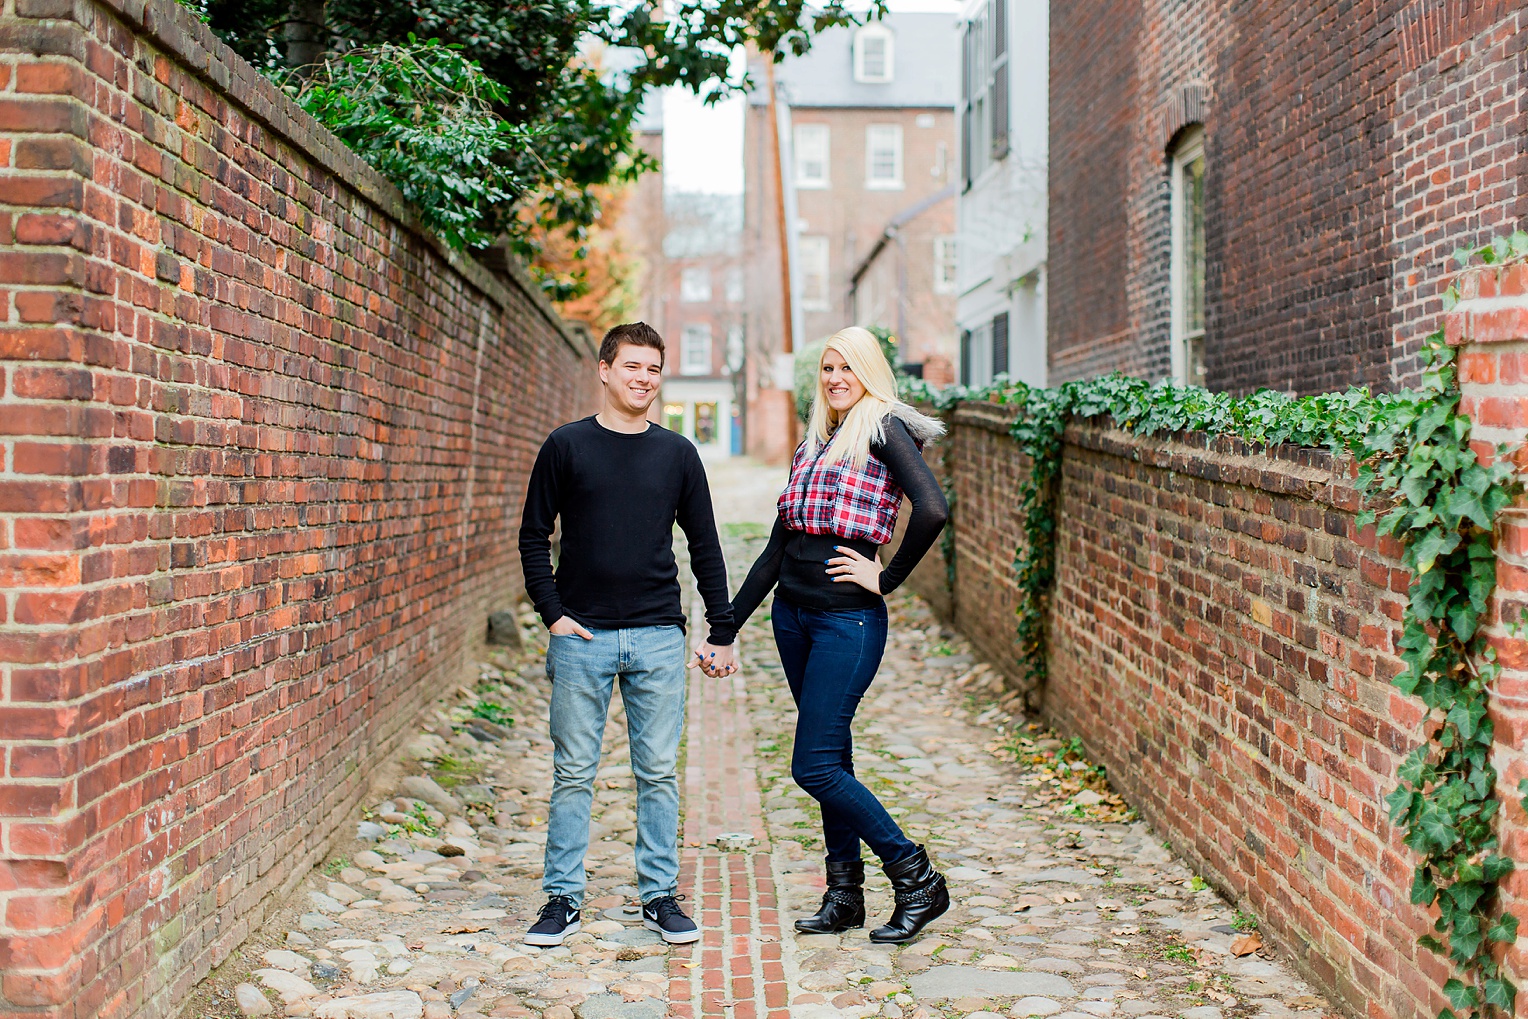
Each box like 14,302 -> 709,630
190,460 -> 1339,1019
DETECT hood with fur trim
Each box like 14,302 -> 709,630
882,401 -> 946,445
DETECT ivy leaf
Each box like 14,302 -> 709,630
1387,785 -> 1421,824
1442,486 -> 1493,530
1442,977 -> 1477,1009
1486,911 -> 1519,944
1484,975 -> 1518,1008
1445,880 -> 1486,914
1412,808 -> 1458,853
1410,866 -> 1439,905
1411,529 -> 1462,575
1401,473 -> 1435,506
1450,914 -> 1484,962
1445,699 -> 1487,741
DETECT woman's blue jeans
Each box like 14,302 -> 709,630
772,598 -> 918,864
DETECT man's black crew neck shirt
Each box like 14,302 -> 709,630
518,416 -> 736,645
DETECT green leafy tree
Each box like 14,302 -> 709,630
282,38 -> 535,250
203,0 -> 885,271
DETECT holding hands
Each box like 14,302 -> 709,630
689,641 -> 738,678
827,546 -> 882,593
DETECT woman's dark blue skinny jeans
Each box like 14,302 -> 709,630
772,597 -> 919,864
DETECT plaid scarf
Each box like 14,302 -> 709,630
778,438 -> 905,545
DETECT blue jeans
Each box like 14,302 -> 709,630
544,625 -> 687,906
772,598 -> 918,865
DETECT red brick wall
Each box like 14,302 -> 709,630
1043,426 -> 1433,1015
0,2 -> 597,1017
1391,7 -> 1528,388
917,364 -> 1527,1016
1049,1 -> 1528,395
1451,261 -> 1528,1019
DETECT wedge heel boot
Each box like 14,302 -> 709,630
868,847 -> 948,943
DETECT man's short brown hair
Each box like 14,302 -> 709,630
599,322 -> 665,367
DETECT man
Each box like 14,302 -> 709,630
517,322 -> 739,947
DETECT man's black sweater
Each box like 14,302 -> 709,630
518,416 -> 736,645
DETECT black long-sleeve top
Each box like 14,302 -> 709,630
518,417 -> 736,644
730,416 -> 948,627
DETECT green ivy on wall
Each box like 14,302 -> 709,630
902,233 -> 1528,1019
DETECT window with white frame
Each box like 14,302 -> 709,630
798,236 -> 830,311
724,266 -> 744,303
933,237 -> 958,293
962,320 -> 993,386
1169,127 -> 1206,388
794,124 -> 830,188
853,25 -> 894,83
679,266 -> 711,303
865,124 -> 903,189
959,0 -> 1009,188
681,323 -> 713,375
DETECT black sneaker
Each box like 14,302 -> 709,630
525,895 -> 581,946
642,894 -> 700,944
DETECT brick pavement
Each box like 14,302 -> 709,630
669,662 -> 786,1019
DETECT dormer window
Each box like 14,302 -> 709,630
854,25 -> 894,83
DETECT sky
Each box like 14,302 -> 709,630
660,0 -> 960,195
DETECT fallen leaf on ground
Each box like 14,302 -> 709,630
1230,932 -> 1263,956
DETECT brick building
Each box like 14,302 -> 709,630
742,11 -> 959,461
607,101 -> 746,455
653,193 -> 747,457
1049,1 -> 1528,394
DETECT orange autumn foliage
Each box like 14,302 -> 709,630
529,183 -> 640,336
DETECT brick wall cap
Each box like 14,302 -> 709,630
950,400 -> 1019,434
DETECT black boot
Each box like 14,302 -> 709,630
794,859 -> 866,934
869,846 -> 948,943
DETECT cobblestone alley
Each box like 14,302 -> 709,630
192,460 -> 1340,1019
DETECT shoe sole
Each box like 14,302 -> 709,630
793,920 -> 865,933
643,918 -> 701,944
524,919 -> 581,946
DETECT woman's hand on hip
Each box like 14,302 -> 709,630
827,546 -> 882,593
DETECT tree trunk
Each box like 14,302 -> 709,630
283,0 -> 327,73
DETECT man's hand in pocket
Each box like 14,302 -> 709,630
549,616 -> 593,639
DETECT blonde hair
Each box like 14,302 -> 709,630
806,327 -> 901,468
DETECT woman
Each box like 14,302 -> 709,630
729,326 -> 950,943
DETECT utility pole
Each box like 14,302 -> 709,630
764,56 -> 798,449
766,58 -> 794,359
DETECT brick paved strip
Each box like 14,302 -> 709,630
684,668 -> 770,848
672,587 -> 785,1019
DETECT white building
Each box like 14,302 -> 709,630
955,0 -> 1048,387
